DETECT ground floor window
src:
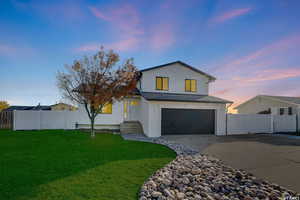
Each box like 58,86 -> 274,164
99,103 -> 112,114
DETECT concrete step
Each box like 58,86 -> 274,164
120,121 -> 144,134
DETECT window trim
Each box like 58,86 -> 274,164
155,77 -> 169,91
185,79 -> 197,92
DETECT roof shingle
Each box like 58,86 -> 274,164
140,92 -> 232,104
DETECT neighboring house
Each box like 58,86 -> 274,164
4,103 -> 76,111
77,61 -> 232,137
235,95 -> 300,116
51,103 -> 77,111
4,105 -> 51,111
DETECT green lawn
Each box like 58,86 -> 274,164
0,130 -> 176,200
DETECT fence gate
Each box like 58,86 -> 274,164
0,111 -> 13,129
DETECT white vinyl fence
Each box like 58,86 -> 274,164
13,110 -> 299,135
273,115 -> 297,133
13,110 -> 78,130
227,114 -> 272,135
13,110 -> 122,131
227,114 -> 298,135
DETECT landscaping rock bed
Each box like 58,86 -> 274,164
139,155 -> 299,200
121,134 -> 198,155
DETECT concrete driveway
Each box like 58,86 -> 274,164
163,134 -> 300,192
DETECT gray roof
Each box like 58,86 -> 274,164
140,61 -> 216,81
261,95 -> 300,105
141,92 -> 232,104
4,105 -> 51,111
3,106 -> 34,111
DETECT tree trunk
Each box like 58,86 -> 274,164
91,117 -> 95,138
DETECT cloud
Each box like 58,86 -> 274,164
210,34 -> 300,110
149,24 -> 175,51
78,3 -> 178,53
234,68 -> 300,83
211,7 -> 252,24
82,4 -> 144,52
214,34 -> 300,74
89,4 -> 143,36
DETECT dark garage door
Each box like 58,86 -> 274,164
161,108 -> 215,135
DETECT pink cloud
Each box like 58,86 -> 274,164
211,7 -> 252,24
210,67 -> 300,111
80,4 -> 144,52
234,68 -> 300,83
149,24 -> 175,51
89,5 -> 143,36
79,3 -> 178,53
214,34 -> 300,73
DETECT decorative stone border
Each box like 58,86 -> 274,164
121,134 -> 198,155
139,155 -> 300,200
121,134 -> 299,200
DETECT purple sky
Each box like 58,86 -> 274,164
1,0 -> 300,112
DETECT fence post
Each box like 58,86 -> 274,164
64,110 -> 67,130
270,115 -> 274,134
13,110 -> 16,131
225,113 -> 228,136
296,113 -> 299,135
39,110 -> 41,130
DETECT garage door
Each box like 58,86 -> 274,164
161,108 -> 215,135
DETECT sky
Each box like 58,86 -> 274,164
0,0 -> 300,112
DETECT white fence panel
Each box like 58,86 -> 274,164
14,110 -> 78,130
40,111 -> 66,129
14,110 -> 41,130
273,115 -> 296,133
227,114 -> 272,135
65,111 -> 80,129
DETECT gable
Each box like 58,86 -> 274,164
235,95 -> 297,110
140,61 -> 216,81
138,62 -> 212,95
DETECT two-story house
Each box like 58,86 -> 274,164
77,61 -> 232,137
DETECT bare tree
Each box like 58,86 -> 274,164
57,47 -> 138,138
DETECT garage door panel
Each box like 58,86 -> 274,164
161,108 -> 215,135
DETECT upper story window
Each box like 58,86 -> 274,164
288,107 -> 293,115
99,102 -> 112,114
156,77 -> 169,91
185,79 -> 197,92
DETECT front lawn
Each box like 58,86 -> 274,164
0,130 -> 176,200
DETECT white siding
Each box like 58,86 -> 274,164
140,98 -> 150,136
77,101 -> 124,125
124,97 -> 141,121
142,100 -> 226,137
140,63 -> 210,95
